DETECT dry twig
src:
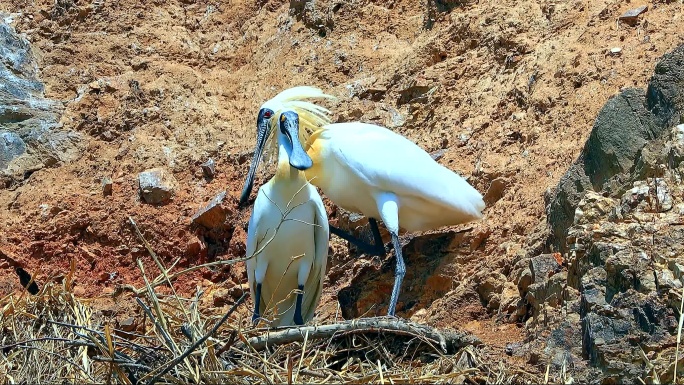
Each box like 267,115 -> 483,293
242,316 -> 481,352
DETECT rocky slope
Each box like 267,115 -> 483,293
1,0 -> 684,381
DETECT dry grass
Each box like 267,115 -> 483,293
0,217 -> 539,384
0,259 -> 542,385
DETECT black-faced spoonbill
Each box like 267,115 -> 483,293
304,122 -> 486,316
241,110 -> 329,326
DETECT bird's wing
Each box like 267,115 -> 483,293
245,184 -> 271,313
302,187 -> 330,322
326,123 -> 485,218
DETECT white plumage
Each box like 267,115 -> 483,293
306,122 -> 484,232
242,110 -> 329,327
242,85 -> 485,318
305,121 -> 485,316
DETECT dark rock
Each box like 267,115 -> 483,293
547,161 -> 593,254
0,20 -> 80,185
618,5 -> 648,24
524,46 -> 684,383
289,0 -> 334,35
118,317 -> 136,332
581,312 -> 631,365
579,267 -> 608,314
544,318 -> 585,369
526,271 -> 566,320
529,254 -> 562,284
138,168 -> 177,204
0,132 -> 26,169
647,43 -> 684,129
605,250 -> 655,301
101,176 -> 113,196
192,191 -> 229,228
584,88 -> 661,190
201,158 -> 215,179
547,88 -> 663,253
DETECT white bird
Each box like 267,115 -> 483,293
304,122 -> 486,316
239,86 -> 336,205
241,110 -> 330,327
240,85 -> 485,317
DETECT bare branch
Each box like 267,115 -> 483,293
241,316 -> 481,353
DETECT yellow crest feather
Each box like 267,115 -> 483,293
260,86 -> 336,163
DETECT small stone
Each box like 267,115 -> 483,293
228,283 -> 250,300
516,267 -> 533,293
529,254 -> 562,284
98,272 -> 111,282
130,57 -> 149,70
138,168 -> 177,204
186,235 -> 206,256
610,47 -> 622,56
484,177 -> 507,205
237,151 -> 253,165
119,317 -> 136,332
192,191 -> 228,228
498,281 -> 520,315
73,286 -> 86,297
212,288 -> 232,307
672,263 -> 684,280
430,149 -> 446,161
619,5 -> 648,23
101,177 -> 113,196
657,269 -> 682,290
201,158 -> 216,179
505,342 -> 522,356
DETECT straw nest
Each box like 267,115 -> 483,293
0,218 -> 540,384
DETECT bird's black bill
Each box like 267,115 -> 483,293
239,120 -> 270,207
279,110 -> 313,170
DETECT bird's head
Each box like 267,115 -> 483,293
238,109 -> 313,207
239,86 -> 335,208
239,106 -> 277,208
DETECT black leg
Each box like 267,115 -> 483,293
368,218 -> 384,252
294,284 -> 305,325
387,232 -> 405,317
330,218 -> 386,257
252,283 -> 262,324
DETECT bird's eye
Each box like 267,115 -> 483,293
263,110 -> 272,119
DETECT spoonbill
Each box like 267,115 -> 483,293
242,110 -> 330,326
239,86 -> 336,208
237,86 -> 378,253
304,122 -> 486,316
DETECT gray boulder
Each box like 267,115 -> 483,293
647,44 -> 684,129
547,44 -> 684,254
0,18 -> 80,187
